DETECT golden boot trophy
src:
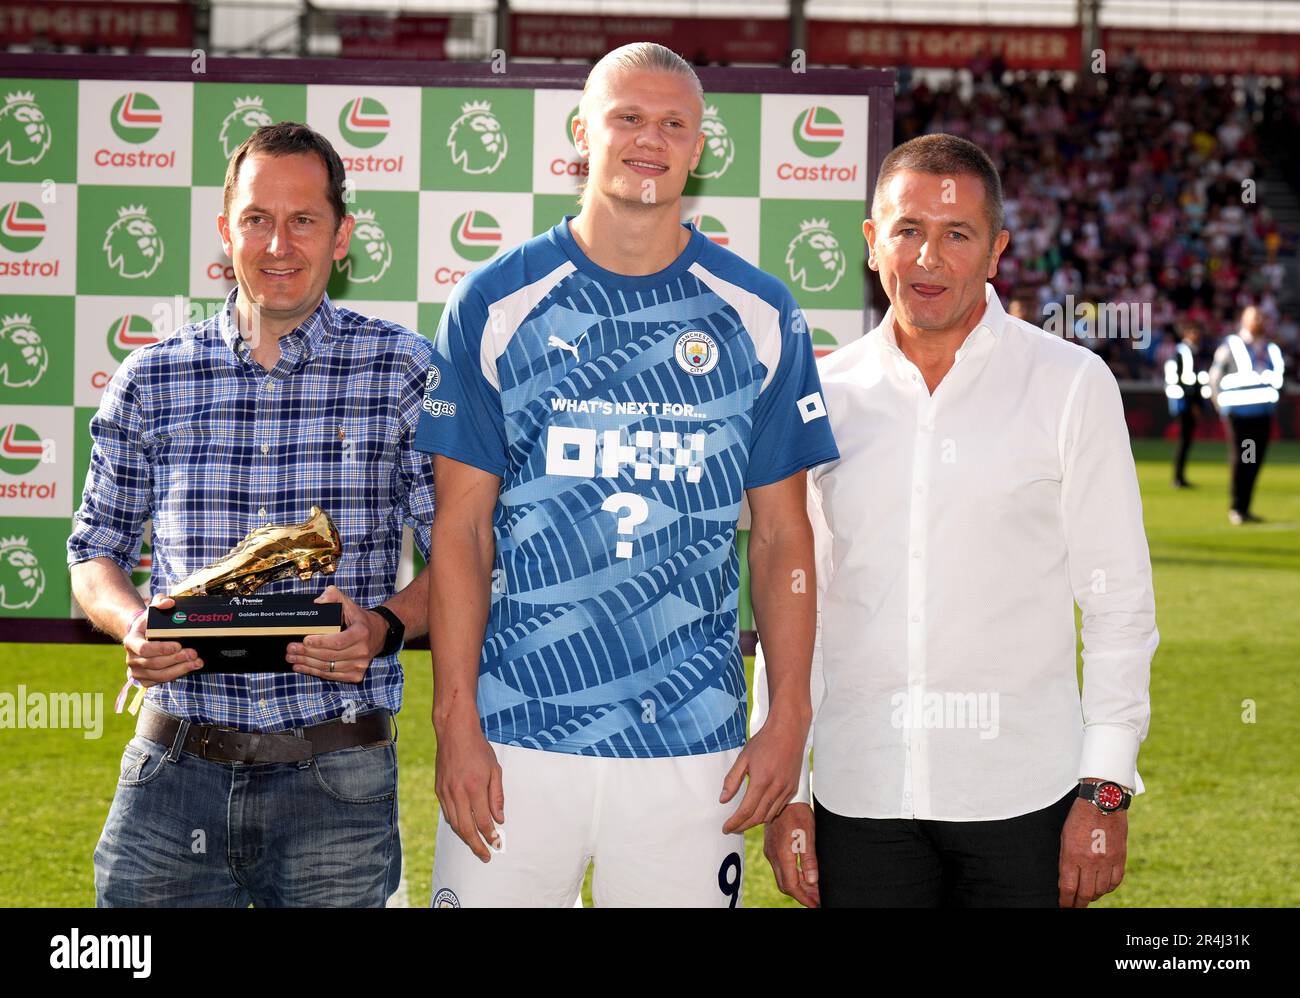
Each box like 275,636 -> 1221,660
169,505 -> 342,597
145,506 -> 344,673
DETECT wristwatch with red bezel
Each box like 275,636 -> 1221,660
1077,780 -> 1132,813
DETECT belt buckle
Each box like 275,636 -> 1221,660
197,723 -> 236,761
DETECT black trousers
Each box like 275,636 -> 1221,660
814,790 -> 1076,908
1172,405 -> 1197,484
1226,413 -> 1272,515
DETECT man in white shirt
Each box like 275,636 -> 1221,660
757,133 -> 1158,907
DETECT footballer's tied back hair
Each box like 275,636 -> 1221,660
223,121 -> 348,227
872,133 -> 1006,242
580,42 -> 706,121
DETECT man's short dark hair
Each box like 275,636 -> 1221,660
872,133 -> 1005,242
222,121 -> 348,226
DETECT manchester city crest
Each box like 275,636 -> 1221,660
674,330 -> 719,376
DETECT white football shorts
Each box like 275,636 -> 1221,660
430,742 -> 745,908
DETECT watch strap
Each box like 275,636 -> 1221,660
369,604 -> 405,657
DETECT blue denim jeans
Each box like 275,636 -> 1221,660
94,711 -> 401,907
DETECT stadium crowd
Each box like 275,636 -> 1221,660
892,58 -> 1299,384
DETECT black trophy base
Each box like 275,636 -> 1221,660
144,594 -> 344,674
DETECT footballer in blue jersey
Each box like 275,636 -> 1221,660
420,43 -> 839,908
417,217 -> 837,757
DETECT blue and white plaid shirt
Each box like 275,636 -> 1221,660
68,289 -> 436,731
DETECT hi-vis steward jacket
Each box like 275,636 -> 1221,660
1209,332 -> 1285,418
1165,341 -> 1210,416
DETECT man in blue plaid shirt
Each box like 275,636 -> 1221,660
68,122 -> 435,907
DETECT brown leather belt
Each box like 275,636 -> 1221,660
138,704 -> 392,764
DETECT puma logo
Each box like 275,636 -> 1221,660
548,334 -> 582,362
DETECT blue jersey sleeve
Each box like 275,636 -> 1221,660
744,296 -> 839,489
413,281 -> 509,477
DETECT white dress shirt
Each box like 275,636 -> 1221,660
753,284 -> 1157,821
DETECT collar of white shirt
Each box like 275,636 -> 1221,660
876,281 -> 1004,380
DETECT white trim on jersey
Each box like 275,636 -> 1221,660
688,261 -> 784,394
478,260 -> 577,389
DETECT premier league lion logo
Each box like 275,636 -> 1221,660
692,106 -> 734,180
103,205 -> 165,281
447,101 -> 508,175
0,536 -> 45,611
0,314 -> 48,389
785,219 -> 845,294
0,91 -> 51,166
335,209 -> 392,284
219,96 -> 274,158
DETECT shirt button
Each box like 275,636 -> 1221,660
258,699 -> 267,708
912,549 -> 922,559
258,506 -> 267,518
914,484 -> 924,495
911,613 -> 921,623
261,443 -> 270,455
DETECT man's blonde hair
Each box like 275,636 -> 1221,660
579,42 -> 705,122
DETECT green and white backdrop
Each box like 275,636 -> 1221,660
0,56 -> 892,628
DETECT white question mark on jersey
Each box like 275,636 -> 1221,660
601,492 -> 650,559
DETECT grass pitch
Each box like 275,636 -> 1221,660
1,439 -> 1296,907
